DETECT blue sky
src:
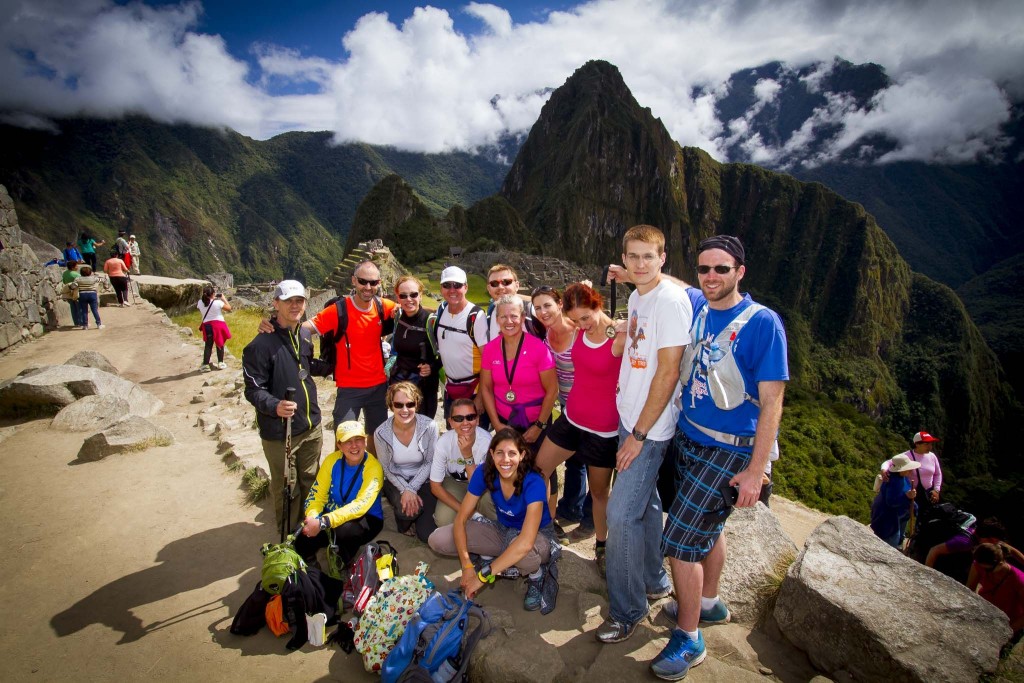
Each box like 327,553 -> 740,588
2,1 -> 1023,165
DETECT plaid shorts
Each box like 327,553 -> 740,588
662,432 -> 751,562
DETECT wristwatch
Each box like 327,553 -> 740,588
631,427 -> 647,442
319,516 -> 329,531
533,420 -> 545,430
477,563 -> 496,584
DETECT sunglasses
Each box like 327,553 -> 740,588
441,282 -> 465,289
398,292 -> 420,300
696,265 -> 739,275
489,278 -> 515,287
531,285 -> 557,298
357,277 -> 381,286
451,413 -> 478,423
392,401 -> 417,409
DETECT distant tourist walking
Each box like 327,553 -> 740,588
62,260 -> 82,327
880,431 -> 943,512
128,235 -> 141,275
72,265 -> 103,330
76,232 -> 105,271
870,453 -> 920,548
103,251 -> 131,306
63,241 -> 83,264
197,286 -> 232,372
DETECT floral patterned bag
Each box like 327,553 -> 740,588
354,561 -> 434,673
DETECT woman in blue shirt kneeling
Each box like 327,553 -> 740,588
428,428 -> 553,611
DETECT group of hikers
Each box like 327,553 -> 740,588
241,225 -> 790,679
54,230 -> 142,329
870,431 -> 1024,641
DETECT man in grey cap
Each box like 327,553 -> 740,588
128,234 -> 141,275
242,280 -> 323,531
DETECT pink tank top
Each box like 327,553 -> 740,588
565,332 -> 619,436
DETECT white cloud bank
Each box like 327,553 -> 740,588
1,0 -> 1022,164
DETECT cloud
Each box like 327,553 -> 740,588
1,0 -> 1023,164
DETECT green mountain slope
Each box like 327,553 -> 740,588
0,117 -> 505,285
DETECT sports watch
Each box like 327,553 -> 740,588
477,563 -> 496,584
319,516 -> 329,531
533,420 -> 545,430
631,427 -> 647,442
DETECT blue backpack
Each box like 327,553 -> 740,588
381,590 -> 491,683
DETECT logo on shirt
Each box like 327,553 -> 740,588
628,310 -> 648,369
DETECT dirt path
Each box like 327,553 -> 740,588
0,302 -> 828,682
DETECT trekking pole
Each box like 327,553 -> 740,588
281,386 -> 297,543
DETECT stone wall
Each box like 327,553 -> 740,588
0,184 -> 66,353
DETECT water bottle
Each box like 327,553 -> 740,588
431,656 -> 460,683
708,342 -> 725,363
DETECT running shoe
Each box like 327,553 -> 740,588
661,599 -> 731,625
650,628 -> 706,680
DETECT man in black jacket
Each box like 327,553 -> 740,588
243,280 -> 323,531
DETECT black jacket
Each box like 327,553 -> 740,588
242,320 -> 321,441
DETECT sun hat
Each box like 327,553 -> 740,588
273,279 -> 306,300
336,420 -> 367,444
890,453 -> 923,473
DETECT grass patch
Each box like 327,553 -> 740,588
225,459 -> 245,473
755,551 -> 797,627
242,466 -> 270,504
171,306 -> 267,360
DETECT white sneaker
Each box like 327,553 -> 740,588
98,324 -> 106,329
200,364 -> 212,373
216,362 -> 227,370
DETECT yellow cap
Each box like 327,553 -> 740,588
335,420 -> 367,444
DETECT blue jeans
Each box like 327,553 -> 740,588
78,291 -> 100,327
605,423 -> 671,624
556,455 -> 593,526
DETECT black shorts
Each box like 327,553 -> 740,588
543,414 -> 617,469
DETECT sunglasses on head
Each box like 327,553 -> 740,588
531,285 -> 556,298
489,278 -> 514,288
451,413 -> 478,423
441,281 -> 464,289
696,265 -> 739,275
357,277 -> 381,286
398,291 -> 420,300
392,401 -> 417,410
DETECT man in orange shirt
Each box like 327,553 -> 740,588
308,261 -> 396,454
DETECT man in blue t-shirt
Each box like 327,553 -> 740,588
651,235 -> 789,681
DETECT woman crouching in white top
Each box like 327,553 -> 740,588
429,398 -> 497,527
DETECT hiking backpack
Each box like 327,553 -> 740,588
381,590 -> 492,683
317,295 -> 396,378
426,302 -> 484,357
260,535 -> 307,595
342,540 -> 399,614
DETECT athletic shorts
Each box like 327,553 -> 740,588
543,413 -> 617,469
662,432 -> 751,563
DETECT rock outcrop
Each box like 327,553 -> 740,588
774,516 -> 1010,682
133,275 -> 210,314
77,416 -> 175,461
0,364 -> 163,416
52,395 -> 135,432
720,503 -> 798,623
64,350 -> 119,375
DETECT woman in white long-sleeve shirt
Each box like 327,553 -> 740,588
373,381 -> 439,542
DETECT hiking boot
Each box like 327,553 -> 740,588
650,628 -> 706,680
524,578 -> 543,611
596,615 -> 642,644
216,361 -> 228,370
569,523 -> 596,542
647,586 -> 673,601
200,364 -> 212,373
595,545 -> 606,578
661,599 -> 731,626
553,521 -> 569,540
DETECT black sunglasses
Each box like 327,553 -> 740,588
441,282 -> 464,289
451,413 -> 478,423
398,292 -> 420,300
489,278 -> 515,287
531,285 -> 557,298
696,265 -> 739,275
357,277 -> 381,286
392,401 -> 417,409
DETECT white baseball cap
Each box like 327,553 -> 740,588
440,266 -> 467,285
274,279 -> 306,300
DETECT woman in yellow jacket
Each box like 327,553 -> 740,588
295,421 -> 384,564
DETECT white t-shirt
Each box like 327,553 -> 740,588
616,278 -> 693,441
389,436 -> 424,479
197,298 -> 226,323
436,304 -> 489,383
429,427 -> 491,482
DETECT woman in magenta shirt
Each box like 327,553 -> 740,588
479,295 -> 557,452
535,283 -> 624,576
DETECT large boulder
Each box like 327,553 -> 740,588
64,350 -> 119,375
720,503 -> 798,623
51,395 -> 133,432
774,516 -> 1010,682
133,274 -> 209,314
0,365 -> 162,416
77,416 -> 175,461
